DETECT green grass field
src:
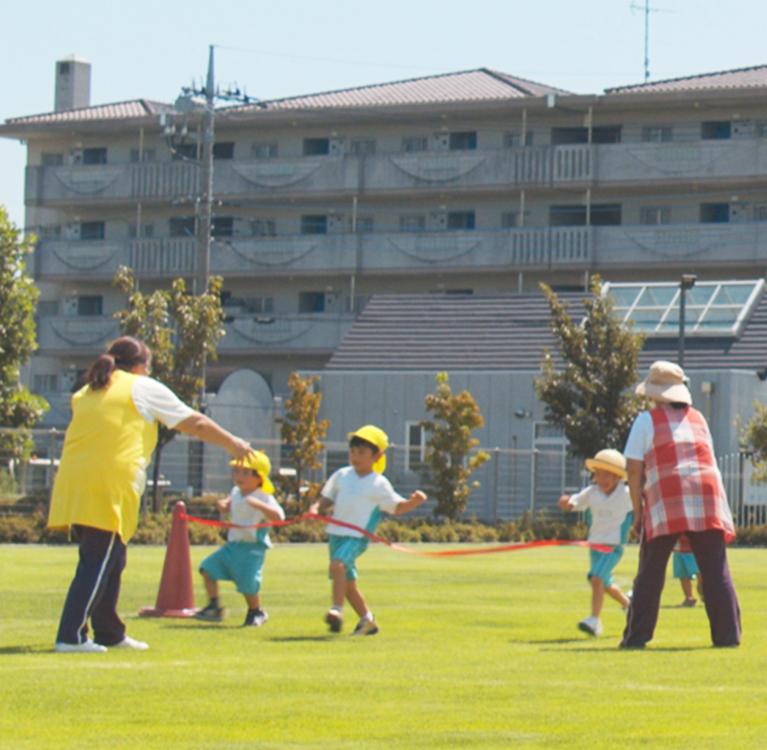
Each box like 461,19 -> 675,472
1,541 -> 765,749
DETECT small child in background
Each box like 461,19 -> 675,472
558,449 -> 633,637
673,533 -> 703,607
194,451 -> 284,627
312,425 -> 427,636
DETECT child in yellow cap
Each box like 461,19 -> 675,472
312,425 -> 427,635
558,449 -> 633,637
194,450 -> 284,627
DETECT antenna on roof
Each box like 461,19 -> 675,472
629,1 -> 673,83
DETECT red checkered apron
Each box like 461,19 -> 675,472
643,405 -> 735,543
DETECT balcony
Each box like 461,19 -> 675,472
36,313 -> 355,357
25,139 -> 767,207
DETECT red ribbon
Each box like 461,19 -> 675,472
179,511 -> 614,557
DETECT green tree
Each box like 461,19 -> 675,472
422,372 -> 490,520
743,403 -> 767,481
113,265 -> 225,510
0,207 -> 48,462
535,275 -> 645,460
280,372 -> 329,514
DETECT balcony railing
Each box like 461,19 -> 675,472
26,139 -> 767,205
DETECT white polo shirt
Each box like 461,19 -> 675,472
321,466 -> 405,537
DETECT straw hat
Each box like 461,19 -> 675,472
585,449 -> 627,480
635,360 -> 692,405
348,424 -> 389,473
229,450 -> 275,495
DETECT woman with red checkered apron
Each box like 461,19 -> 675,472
620,361 -> 741,649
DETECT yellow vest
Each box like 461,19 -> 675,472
48,369 -> 158,542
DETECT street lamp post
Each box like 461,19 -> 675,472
678,273 -> 697,369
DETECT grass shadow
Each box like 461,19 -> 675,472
0,644 -> 53,655
540,645 -> 709,653
268,635 -> 336,643
520,637 -> 587,645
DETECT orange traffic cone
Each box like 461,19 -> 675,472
139,501 -> 197,617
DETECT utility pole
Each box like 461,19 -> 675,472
197,44 -> 215,296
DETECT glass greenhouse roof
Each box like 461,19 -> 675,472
603,280 -> 764,337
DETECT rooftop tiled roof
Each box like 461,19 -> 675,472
236,68 -> 570,112
606,64 -> 767,95
5,99 -> 177,126
326,290 -> 767,372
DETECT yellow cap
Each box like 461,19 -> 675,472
584,449 -> 627,481
229,450 -> 275,494
348,424 -> 389,474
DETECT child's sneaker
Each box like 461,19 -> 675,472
681,598 -> 697,607
351,616 -> 379,636
577,616 -> 602,637
243,609 -> 269,627
325,608 -> 343,633
194,603 -> 225,622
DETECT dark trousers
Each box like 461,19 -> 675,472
56,525 -> 127,646
621,529 -> 741,648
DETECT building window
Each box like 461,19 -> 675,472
405,422 -> 426,472
399,214 -> 426,232
221,292 -> 274,315
447,211 -> 476,230
700,203 -> 730,223
39,225 -> 62,240
213,142 -> 235,159
169,216 -> 196,237
402,136 -> 428,153
212,216 -> 234,237
755,204 -> 767,221
641,126 -> 673,143
503,132 -> 534,148
551,126 -> 622,145
301,215 -> 328,235
33,374 -> 58,393
355,216 -> 374,233
82,147 -> 107,165
299,291 -> 326,313
172,143 -> 199,161
77,295 -> 103,316
303,138 -> 330,156
639,206 -> 671,225
549,204 -> 622,226
129,148 -> 156,163
502,211 -> 528,228
80,221 -> 105,241
251,142 -> 279,159
449,131 -> 477,150
41,152 -> 64,167
701,121 -> 731,140
250,219 -> 277,236
350,139 -> 376,156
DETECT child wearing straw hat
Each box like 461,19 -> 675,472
194,451 -> 284,627
558,449 -> 633,636
312,425 -> 427,636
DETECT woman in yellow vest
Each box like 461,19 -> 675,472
48,336 -> 253,653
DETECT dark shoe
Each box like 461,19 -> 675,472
243,609 -> 268,627
681,598 -> 697,607
619,641 -> 646,650
351,616 -> 379,636
325,609 -> 343,633
194,603 -> 224,622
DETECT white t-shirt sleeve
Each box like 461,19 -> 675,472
131,376 -> 195,428
624,411 -> 653,461
375,475 -> 407,514
568,486 -> 593,510
259,493 -> 286,521
321,470 -> 340,502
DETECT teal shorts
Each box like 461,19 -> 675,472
328,534 -> 369,581
673,551 -> 699,579
588,546 -> 624,587
200,542 -> 267,596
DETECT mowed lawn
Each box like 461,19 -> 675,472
1,541 -> 766,749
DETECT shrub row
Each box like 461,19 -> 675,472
3,509 -> 767,547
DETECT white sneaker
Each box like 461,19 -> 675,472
113,635 -> 149,651
351,616 -> 379,636
577,616 -> 603,637
55,640 -> 107,654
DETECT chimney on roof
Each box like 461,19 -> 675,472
54,56 -> 91,112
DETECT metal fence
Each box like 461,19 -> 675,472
3,427 -> 767,526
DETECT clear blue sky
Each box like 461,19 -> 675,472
4,0 -> 767,227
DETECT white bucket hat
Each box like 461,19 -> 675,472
635,360 -> 692,405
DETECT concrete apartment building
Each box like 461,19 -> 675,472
4,58 -> 767,512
